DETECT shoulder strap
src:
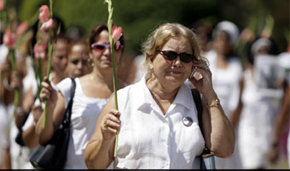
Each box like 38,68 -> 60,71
191,89 -> 203,135
192,89 -> 212,153
62,78 -> 76,126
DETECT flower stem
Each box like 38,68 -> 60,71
43,0 -> 54,128
8,50 -> 20,116
105,0 -> 119,158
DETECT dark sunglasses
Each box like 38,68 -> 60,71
91,43 -> 123,52
158,50 -> 196,63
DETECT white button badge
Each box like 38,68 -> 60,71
182,116 -> 193,127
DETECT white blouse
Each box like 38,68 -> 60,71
206,50 -> 243,117
114,77 -> 205,169
57,78 -> 108,169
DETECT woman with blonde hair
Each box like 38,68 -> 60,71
85,23 -> 234,169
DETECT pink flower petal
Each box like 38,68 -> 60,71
34,43 -> 47,59
3,28 -> 16,49
39,5 -> 50,23
16,21 -> 29,36
112,26 -> 123,43
0,0 -> 5,11
40,19 -> 54,32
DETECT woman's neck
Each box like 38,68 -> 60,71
51,71 -> 66,85
146,76 -> 179,114
216,54 -> 228,69
146,76 -> 178,102
90,68 -> 114,89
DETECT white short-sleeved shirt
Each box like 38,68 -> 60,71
114,77 -> 205,169
57,78 -> 108,169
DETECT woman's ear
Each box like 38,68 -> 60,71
146,55 -> 154,69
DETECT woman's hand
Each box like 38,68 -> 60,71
189,59 -> 213,95
39,76 -> 57,109
101,109 -> 121,142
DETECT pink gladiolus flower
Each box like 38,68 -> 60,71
112,26 -> 123,43
39,5 -> 50,23
34,43 -> 47,59
3,28 -> 16,49
40,19 -> 54,32
0,0 -> 5,11
16,21 -> 29,36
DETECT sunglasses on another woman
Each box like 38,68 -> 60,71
91,43 -> 123,52
158,50 -> 197,63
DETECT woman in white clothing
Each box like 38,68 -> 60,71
238,37 -> 283,169
36,24 -> 125,169
84,23 -> 235,169
206,20 -> 243,169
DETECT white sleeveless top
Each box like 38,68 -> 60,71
114,76 -> 205,169
57,78 -> 108,169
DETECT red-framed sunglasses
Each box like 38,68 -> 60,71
91,43 -> 123,52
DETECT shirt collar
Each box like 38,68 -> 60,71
136,75 -> 194,111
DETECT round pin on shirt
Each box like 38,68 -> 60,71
182,116 -> 193,127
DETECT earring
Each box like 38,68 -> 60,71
88,58 -> 94,67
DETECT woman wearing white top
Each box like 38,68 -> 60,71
84,23 -> 235,169
205,21 -> 243,169
36,24 -> 125,169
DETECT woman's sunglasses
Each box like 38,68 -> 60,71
158,50 -> 196,63
91,43 -> 123,52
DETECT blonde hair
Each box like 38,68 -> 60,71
141,23 -> 205,73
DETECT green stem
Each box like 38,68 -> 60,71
37,58 -> 43,99
42,33 -> 53,128
43,0 -> 54,128
8,50 -> 20,116
105,0 -> 119,158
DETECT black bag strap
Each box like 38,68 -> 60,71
191,89 -> 203,133
62,78 -> 76,127
191,89 -> 210,153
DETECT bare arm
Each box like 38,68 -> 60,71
190,59 -> 235,158
268,84 -> 290,163
229,78 -> 244,130
201,91 -> 235,158
22,125 -> 39,148
1,148 -> 11,169
84,95 -> 120,169
35,77 -> 66,145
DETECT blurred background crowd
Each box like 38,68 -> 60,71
0,0 -> 289,169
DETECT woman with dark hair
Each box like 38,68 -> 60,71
206,20 -> 243,169
36,24 -> 126,169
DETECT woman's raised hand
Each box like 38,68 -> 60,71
189,59 -> 213,95
39,76 -> 57,109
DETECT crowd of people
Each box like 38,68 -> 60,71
0,6 -> 289,169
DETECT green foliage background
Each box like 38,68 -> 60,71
5,0 -> 290,58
